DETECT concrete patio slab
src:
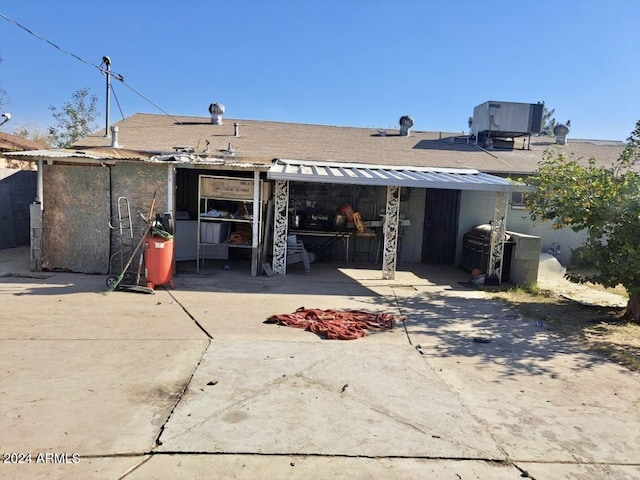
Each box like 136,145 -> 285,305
157,339 -> 504,460
0,339 -> 208,455
3,243 -> 640,479
519,462 -> 640,480
0,455 -> 151,480
393,285 -> 640,464
0,275 -> 207,340
170,289 -> 403,343
126,454 -> 523,480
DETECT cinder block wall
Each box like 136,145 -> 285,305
29,203 -> 42,270
507,231 -> 542,286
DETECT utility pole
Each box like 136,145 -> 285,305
102,56 -> 111,137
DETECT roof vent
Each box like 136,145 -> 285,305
110,126 -> 120,148
554,123 -> 570,145
209,103 -> 225,125
399,115 -> 414,136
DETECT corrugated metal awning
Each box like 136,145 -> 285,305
268,158 -> 528,192
5,148 -> 150,161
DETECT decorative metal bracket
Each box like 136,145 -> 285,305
487,191 -> 508,283
382,185 -> 401,280
272,179 -> 289,275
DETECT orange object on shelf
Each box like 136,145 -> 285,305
144,236 -> 174,289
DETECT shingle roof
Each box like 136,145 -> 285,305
73,113 -> 629,175
0,131 -> 47,152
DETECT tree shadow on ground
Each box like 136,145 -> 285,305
489,289 -> 640,373
355,283 -> 622,379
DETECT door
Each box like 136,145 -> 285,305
422,189 -> 460,264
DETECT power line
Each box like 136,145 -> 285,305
0,12 -> 122,78
117,81 -> 180,122
110,84 -> 125,122
0,11 -> 181,124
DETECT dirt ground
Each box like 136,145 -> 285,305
488,276 -> 640,373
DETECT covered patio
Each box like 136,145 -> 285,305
267,158 -> 527,281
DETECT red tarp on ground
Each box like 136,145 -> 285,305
265,307 -> 398,340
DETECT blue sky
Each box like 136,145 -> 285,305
1,1 -> 638,141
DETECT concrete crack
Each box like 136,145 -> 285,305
153,339 -> 211,448
392,289 -> 413,346
164,288 -> 213,339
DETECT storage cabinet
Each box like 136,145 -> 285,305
196,175 -> 262,273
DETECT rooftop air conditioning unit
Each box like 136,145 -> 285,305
472,101 -> 543,140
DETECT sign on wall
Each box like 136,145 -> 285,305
200,177 -> 254,200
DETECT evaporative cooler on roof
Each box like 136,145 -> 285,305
472,101 -> 543,148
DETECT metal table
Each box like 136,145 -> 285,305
290,230 -> 352,261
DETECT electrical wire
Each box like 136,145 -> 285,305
0,12 -> 123,79
117,81 -> 182,124
110,84 -> 125,121
0,11 -> 182,124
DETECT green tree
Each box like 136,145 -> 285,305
539,102 -> 556,136
526,120 -> 640,322
13,124 -> 51,146
48,88 -> 99,147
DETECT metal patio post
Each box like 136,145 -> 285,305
272,179 -> 289,275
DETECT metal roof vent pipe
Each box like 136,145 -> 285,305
554,123 -> 570,145
399,115 -> 414,136
209,102 -> 225,125
234,122 -> 239,137
110,126 -> 120,148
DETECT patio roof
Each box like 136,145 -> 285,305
267,158 -> 528,192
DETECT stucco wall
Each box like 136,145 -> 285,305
109,162 -> 170,274
458,190 -> 586,266
504,203 -> 587,265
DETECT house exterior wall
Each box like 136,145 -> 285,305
459,190 -> 587,267
32,161 -> 170,274
109,162 -> 170,274
504,201 -> 587,265
457,190 -> 496,264
41,165 -> 111,273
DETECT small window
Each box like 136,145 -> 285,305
511,192 -> 527,209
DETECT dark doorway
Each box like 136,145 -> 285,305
422,189 -> 460,264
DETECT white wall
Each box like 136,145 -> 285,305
505,202 -> 587,265
367,187 -> 586,267
458,190 -> 587,266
